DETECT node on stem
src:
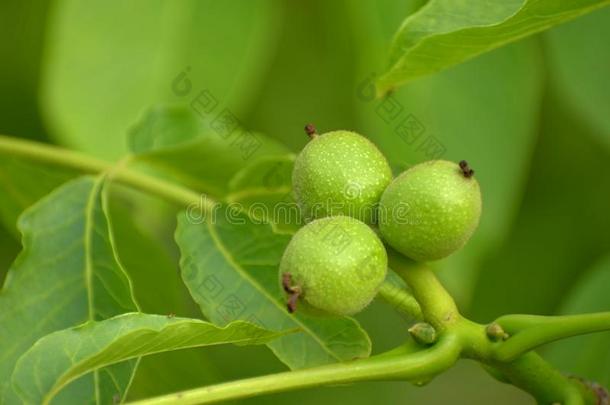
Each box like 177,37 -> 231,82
486,323 -> 509,342
409,322 -> 437,345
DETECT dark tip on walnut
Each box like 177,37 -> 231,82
304,123 -> 317,138
282,273 -> 293,294
459,160 -> 474,178
286,288 -> 301,313
287,293 -> 299,313
282,273 -> 301,313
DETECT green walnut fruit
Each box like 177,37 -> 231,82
292,129 -> 392,224
279,215 -> 387,316
379,160 -> 482,262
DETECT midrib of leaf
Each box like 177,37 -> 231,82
205,221 -> 341,361
83,178 -> 101,404
431,1 -> 610,60
379,0 -> 610,92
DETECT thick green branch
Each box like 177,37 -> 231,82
127,335 -> 461,405
384,251 -> 596,404
377,281 -> 423,320
455,320 -> 595,404
491,352 -> 594,405
492,313 -> 610,362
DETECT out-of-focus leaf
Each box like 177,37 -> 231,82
0,227 -> 19,286
41,0 -> 281,159
243,0 -> 358,151
471,91 -> 610,321
350,0 -> 543,306
128,104 -> 202,154
0,0 -> 50,138
544,7 -> 610,150
377,0 -> 610,93
226,154 -> 300,233
11,313 -> 286,405
0,177 -> 138,404
545,254 -> 610,387
0,156 -> 76,236
174,206 -> 372,370
127,105 -> 289,198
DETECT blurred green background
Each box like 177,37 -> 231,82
1,1 -> 609,404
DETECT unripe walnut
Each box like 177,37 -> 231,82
379,160 -> 482,262
279,216 -> 387,316
292,129 -> 392,224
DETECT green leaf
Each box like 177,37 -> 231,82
127,105 -> 289,198
128,105 -> 202,154
377,0 -> 610,92
0,1 -> 49,137
102,184 -> 227,398
545,6 -> 610,150
103,183 -> 193,316
350,0 -> 543,306
243,0 -> 360,152
545,254 -> 610,387
226,154 -> 300,233
175,206 -> 372,369
41,0 -> 281,159
0,177 -> 138,404
0,156 -> 76,236
10,313 -> 286,405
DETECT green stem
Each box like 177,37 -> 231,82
0,134 -> 111,173
491,352 -> 594,405
455,320 -> 594,404
109,165 -> 215,211
0,134 -> 216,211
387,249 -> 458,330
127,335 -> 460,405
384,251 -> 594,404
493,313 -> 610,362
377,281 -> 423,320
